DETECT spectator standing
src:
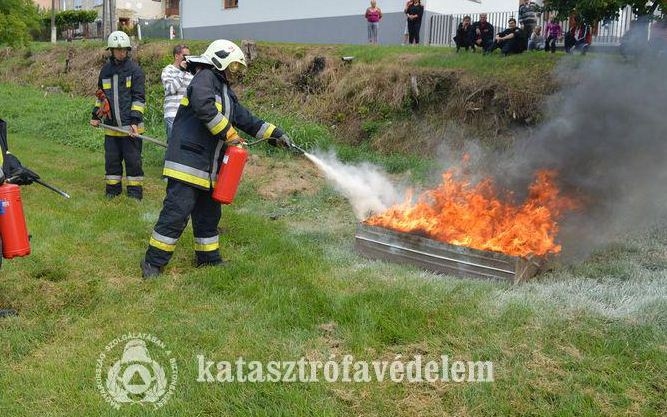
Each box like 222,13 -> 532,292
454,16 -> 475,52
472,13 -> 495,53
402,0 -> 413,45
518,0 -> 539,50
161,44 -> 193,140
545,17 -> 563,53
528,26 -> 546,51
405,0 -> 424,45
365,1 -> 383,44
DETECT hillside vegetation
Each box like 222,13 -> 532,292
0,40 -> 563,155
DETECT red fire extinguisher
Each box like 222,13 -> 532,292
212,144 -> 249,204
0,183 -> 31,259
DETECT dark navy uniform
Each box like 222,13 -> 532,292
92,56 -> 146,199
144,67 -> 285,269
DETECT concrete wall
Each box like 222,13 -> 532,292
181,1 -> 516,44
184,11 -> 435,45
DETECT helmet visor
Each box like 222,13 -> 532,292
227,61 -> 246,75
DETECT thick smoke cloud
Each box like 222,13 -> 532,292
493,50 -> 667,260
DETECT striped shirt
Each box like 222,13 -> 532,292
519,3 -> 539,27
161,64 -> 193,119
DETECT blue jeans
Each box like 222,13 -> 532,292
367,22 -> 379,44
164,117 -> 174,142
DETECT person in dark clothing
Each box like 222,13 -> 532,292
453,15 -> 475,52
405,0 -> 424,45
0,118 -> 38,318
90,31 -> 146,200
565,17 -> 591,54
472,13 -> 495,53
489,18 -> 525,56
140,40 -> 294,278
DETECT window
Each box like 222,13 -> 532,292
224,0 -> 238,9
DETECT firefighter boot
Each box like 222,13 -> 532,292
195,259 -> 226,268
140,259 -> 162,279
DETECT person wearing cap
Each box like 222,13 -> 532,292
90,31 -> 146,200
140,39 -> 294,278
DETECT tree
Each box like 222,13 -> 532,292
0,0 -> 41,47
54,9 -> 98,39
542,0 -> 665,23
79,10 -> 98,39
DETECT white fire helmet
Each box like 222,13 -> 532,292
106,31 -> 131,50
186,39 -> 247,74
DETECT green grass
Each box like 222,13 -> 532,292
339,44 -> 563,87
0,85 -> 665,416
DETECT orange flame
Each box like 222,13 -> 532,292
365,169 -> 578,257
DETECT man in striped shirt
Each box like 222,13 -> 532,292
518,0 -> 539,50
161,45 -> 193,140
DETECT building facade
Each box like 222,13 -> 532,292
181,0 -> 520,45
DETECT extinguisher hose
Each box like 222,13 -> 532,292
237,138 -> 306,154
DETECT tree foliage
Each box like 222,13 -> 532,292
53,9 -> 98,31
543,0 -> 665,22
0,0 -> 41,47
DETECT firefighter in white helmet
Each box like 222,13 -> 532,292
141,39 -> 293,278
90,31 -> 146,200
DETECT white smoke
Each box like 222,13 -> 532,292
305,150 -> 403,219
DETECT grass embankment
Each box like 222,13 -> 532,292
0,40 -> 566,157
0,78 -> 665,416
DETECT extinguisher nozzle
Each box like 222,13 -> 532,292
290,143 -> 306,155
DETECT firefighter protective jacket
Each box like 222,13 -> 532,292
0,119 -> 7,169
164,68 -> 283,190
0,119 -> 21,178
92,57 -> 146,136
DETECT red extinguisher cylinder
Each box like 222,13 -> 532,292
212,145 -> 249,205
0,183 -> 31,259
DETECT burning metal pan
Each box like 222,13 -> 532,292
355,223 -> 543,283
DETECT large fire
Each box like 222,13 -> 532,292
365,169 -> 578,257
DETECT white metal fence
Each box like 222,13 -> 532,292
428,7 -> 636,47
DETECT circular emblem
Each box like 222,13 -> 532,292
96,333 -> 177,409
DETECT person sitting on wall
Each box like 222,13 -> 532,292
528,26 -> 546,51
471,13 -> 495,53
488,18 -> 525,56
453,15 -> 475,52
564,15 -> 592,55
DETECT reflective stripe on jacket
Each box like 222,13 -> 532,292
92,57 -> 146,134
164,68 -> 281,190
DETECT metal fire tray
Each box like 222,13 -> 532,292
355,223 -> 543,283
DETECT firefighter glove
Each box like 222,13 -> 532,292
94,89 -> 111,119
9,166 -> 40,186
268,133 -> 293,148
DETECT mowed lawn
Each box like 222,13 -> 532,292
0,85 -> 665,416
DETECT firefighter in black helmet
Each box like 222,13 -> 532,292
90,31 -> 146,200
140,39 -> 293,278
